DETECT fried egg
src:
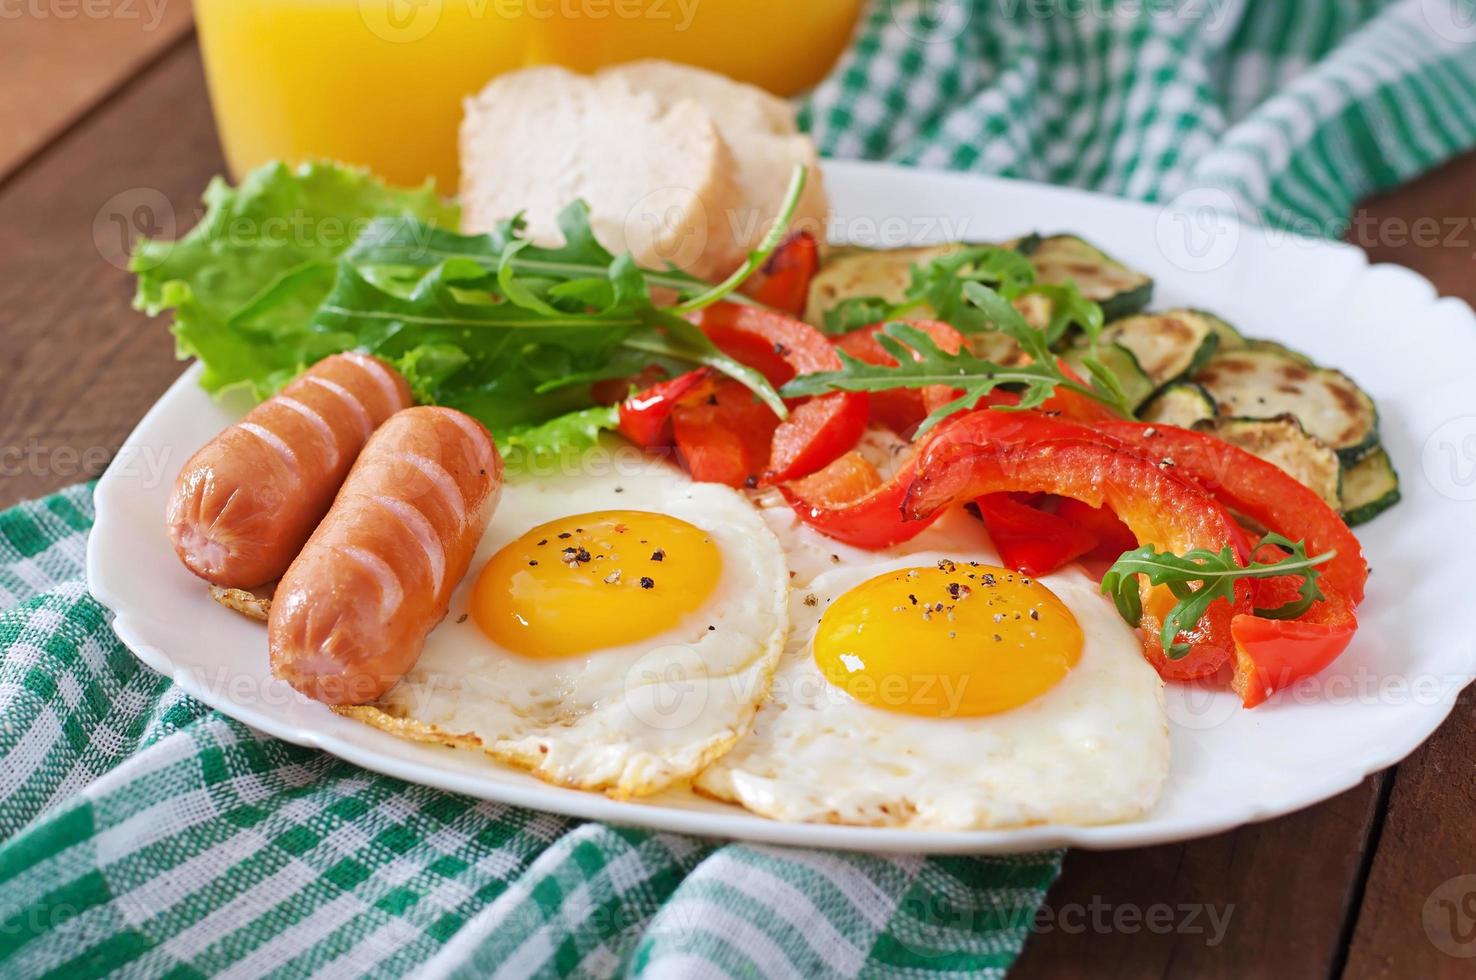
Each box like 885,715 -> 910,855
344,450 -> 789,798
694,552 -> 1169,829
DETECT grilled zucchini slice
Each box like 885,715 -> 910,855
1029,234 -> 1153,319
1195,416 -> 1342,510
1193,310 -> 1245,350
1062,341 -> 1156,412
803,243 -> 961,327
803,237 -> 1048,329
1340,448 -> 1401,526
1243,338 -> 1316,366
1099,310 -> 1220,389
1191,348 -> 1379,463
1140,382 -> 1217,428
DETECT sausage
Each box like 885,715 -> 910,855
268,406 -> 503,704
166,352 -> 412,589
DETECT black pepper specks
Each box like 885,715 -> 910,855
650,549 -> 666,562
640,576 -> 655,589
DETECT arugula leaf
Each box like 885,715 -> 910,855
343,202 -> 721,302
781,310 -> 1133,435
133,161 -> 458,397
824,296 -> 895,334
816,245 -> 1037,336
1022,281 -> 1104,346
1100,532 -> 1335,658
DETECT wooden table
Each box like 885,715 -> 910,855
2,13 -> 1473,978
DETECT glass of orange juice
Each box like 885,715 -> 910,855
192,0 -> 865,192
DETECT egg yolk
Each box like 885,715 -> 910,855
812,563 -> 1083,717
473,510 -> 722,658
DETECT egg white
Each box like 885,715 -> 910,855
693,552 -> 1170,830
346,449 -> 789,798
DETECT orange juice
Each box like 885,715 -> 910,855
193,0 -> 863,191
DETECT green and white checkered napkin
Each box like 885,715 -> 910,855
3,2 -> 1474,976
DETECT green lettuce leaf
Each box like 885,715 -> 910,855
132,161 -> 457,396
498,404 -> 621,464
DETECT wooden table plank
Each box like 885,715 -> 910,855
0,40 -> 221,510
1336,153 -> 1476,980
1341,688 -> 1476,979
2,36 -> 1474,979
0,1 -> 194,182
1011,778 -> 1386,979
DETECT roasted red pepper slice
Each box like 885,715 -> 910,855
834,319 -> 967,436
699,303 -> 868,482
1053,497 -> 1139,560
903,416 -> 1252,679
747,231 -> 820,316
785,451 -> 883,505
1091,420 -> 1368,604
671,377 -> 779,487
780,450 -> 930,550
617,368 -> 712,449
1231,577 -> 1357,707
974,493 -> 1099,577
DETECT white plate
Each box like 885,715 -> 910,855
89,161 -> 1476,854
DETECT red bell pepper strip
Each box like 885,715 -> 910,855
1231,577 -> 1357,707
747,231 -> 820,316
785,451 -> 883,505
1054,497 -> 1139,560
617,368 -> 712,449
902,420 -> 1252,679
670,377 -> 779,488
1091,420 -> 1368,604
779,450 -> 932,550
974,492 -> 1099,577
699,303 -> 868,483
834,319 -> 967,436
